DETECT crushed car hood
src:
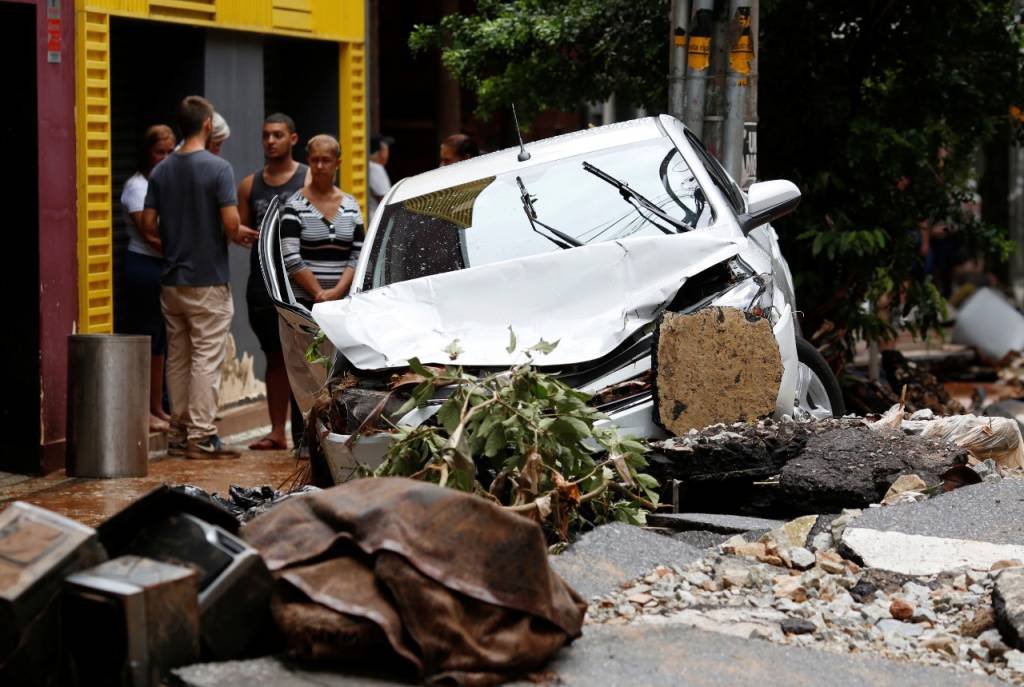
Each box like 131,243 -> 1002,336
312,230 -> 745,370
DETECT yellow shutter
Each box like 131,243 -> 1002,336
76,11 -> 114,333
339,41 -> 367,216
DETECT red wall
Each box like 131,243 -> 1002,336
11,0 -> 78,472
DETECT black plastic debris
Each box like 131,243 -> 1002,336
173,483 -> 321,523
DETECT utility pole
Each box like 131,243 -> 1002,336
683,0 -> 715,138
668,0 -> 690,119
722,0 -> 758,187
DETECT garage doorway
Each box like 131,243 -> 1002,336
109,17 -> 205,331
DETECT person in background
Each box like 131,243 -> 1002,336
120,124 -> 176,433
140,95 -> 259,460
208,112 -> 231,155
367,134 -> 393,220
439,133 -> 479,166
281,134 -> 364,308
238,113 -> 308,452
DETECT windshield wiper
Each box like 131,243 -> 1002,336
582,161 -> 694,234
516,176 -> 584,249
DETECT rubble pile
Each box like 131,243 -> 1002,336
648,408 -> 1024,515
585,515 -> 1024,684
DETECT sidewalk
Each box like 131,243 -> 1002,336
0,400 -> 302,527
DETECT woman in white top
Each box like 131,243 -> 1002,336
120,124 -> 175,433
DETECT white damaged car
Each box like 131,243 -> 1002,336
259,115 -> 844,475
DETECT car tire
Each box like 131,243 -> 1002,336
795,337 -> 846,418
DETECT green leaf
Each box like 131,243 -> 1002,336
435,400 -> 462,434
483,424 -> 506,457
304,330 -> 327,365
506,325 -> 517,354
407,357 -> 432,377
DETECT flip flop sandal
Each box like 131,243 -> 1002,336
248,437 -> 288,451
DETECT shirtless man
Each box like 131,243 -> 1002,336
238,113 -> 309,452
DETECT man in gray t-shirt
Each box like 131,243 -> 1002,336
145,149 -> 237,285
141,95 -> 258,459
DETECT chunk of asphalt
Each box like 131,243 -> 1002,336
646,512 -> 784,538
994,568 -> 1024,649
549,522 -> 702,599
840,480 -> 1024,575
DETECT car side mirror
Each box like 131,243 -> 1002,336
737,180 -> 801,234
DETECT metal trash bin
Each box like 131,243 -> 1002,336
66,334 -> 150,478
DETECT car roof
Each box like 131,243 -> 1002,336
388,116 -> 667,203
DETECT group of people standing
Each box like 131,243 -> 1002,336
120,92 -> 482,458
120,95 -> 364,459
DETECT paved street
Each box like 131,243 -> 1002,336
173,623 -> 1003,687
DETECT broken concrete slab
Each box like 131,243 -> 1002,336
994,568 -> 1024,649
646,512 -> 784,538
840,480 -> 1024,575
174,623 -> 1004,687
649,420 -> 968,514
549,523 -> 702,599
648,420 -> 813,482
779,427 -> 968,511
653,308 -> 782,435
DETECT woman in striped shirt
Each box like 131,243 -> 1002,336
281,134 -> 365,308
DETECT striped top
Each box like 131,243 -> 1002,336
281,190 -> 365,302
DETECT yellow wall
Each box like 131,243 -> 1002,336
75,11 -> 114,333
81,0 -> 364,41
340,41 -> 367,213
75,0 -> 365,331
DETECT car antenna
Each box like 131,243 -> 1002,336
512,104 -> 531,162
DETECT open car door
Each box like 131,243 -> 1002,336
257,196 -> 330,413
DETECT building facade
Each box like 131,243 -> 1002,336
0,0 -> 366,474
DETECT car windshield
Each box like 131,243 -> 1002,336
362,135 -> 716,290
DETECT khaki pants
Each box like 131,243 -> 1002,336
161,285 -> 234,442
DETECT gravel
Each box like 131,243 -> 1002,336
584,519 -> 1024,684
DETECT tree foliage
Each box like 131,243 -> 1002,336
411,1 -> 1023,363
409,0 -> 668,122
375,339 -> 658,541
758,1 -> 1022,363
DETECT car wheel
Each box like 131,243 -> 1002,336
794,337 -> 845,419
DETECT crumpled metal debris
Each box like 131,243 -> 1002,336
242,477 -> 587,686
